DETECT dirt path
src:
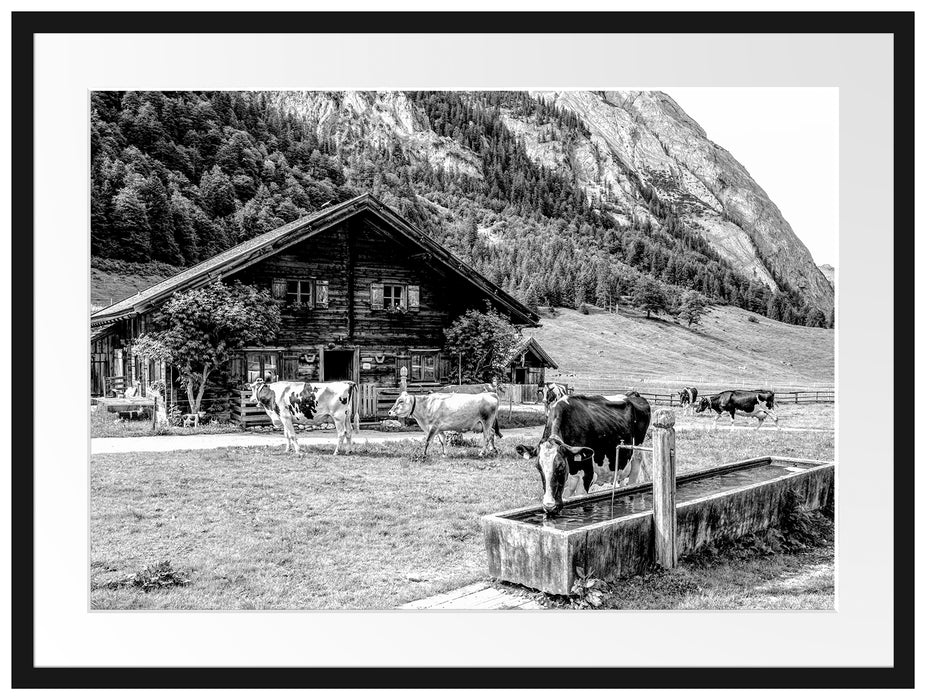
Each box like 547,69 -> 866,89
90,426 -> 545,455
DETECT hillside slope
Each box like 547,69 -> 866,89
530,305 -> 833,392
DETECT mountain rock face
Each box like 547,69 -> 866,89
525,91 -> 833,313
266,90 -> 833,314
268,91 -> 483,179
818,264 -> 835,288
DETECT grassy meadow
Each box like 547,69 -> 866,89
91,415 -> 834,610
532,305 -> 834,391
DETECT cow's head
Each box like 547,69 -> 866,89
539,383 -> 566,414
387,391 -> 415,419
695,397 -> 711,413
516,437 -> 594,514
248,379 -> 266,401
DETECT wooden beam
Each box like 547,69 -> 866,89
651,408 -> 678,569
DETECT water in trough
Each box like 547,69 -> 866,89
508,462 -> 805,531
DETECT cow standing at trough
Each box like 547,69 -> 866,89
678,386 -> 699,414
696,389 -> 779,429
388,391 -> 502,456
251,379 -> 359,455
516,393 -> 652,514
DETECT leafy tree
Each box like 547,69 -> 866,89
443,306 -> 520,384
677,290 -> 709,326
632,277 -> 669,318
132,281 -> 281,416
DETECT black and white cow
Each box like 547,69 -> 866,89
678,386 -> 699,414
516,393 -> 652,514
251,379 -> 358,454
696,389 -> 779,429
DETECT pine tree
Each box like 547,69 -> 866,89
677,290 -> 708,327
199,165 -> 237,218
111,182 -> 152,261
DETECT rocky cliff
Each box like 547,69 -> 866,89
266,90 -> 833,315
523,91 -> 833,313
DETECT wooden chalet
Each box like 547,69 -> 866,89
90,194 -> 557,418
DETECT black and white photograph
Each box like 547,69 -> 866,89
88,88 -> 837,611
14,8 -> 912,686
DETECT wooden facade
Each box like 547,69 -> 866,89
89,195 -> 557,410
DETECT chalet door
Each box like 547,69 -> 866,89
322,349 -> 356,382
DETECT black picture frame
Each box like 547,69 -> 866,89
11,9 -> 914,690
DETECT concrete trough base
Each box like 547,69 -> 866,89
483,456 -> 834,595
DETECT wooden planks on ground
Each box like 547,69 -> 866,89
399,581 -> 543,610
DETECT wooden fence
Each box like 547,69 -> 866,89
575,389 -> 835,406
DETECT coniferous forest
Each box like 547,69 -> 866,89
91,91 -> 830,327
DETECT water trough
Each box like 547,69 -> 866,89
483,454 -> 834,595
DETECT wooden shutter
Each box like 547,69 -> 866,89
370,282 -> 384,310
407,285 -> 420,311
316,280 -> 329,309
230,354 -> 245,384
272,278 -> 287,299
282,353 -> 300,380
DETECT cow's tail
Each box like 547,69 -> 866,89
349,381 -> 360,431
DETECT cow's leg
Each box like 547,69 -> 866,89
423,427 -> 439,456
333,414 -> 347,456
562,474 -> 581,498
769,409 -> 781,430
480,419 -> 494,456
625,449 -> 646,484
344,413 -> 353,454
280,412 -> 298,454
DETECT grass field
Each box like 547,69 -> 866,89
532,305 -> 834,391
90,415 -> 834,610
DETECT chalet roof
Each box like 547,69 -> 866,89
513,336 -> 558,369
90,193 -> 540,328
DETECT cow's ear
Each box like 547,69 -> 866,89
515,445 -> 537,460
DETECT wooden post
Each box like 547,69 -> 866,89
399,366 -> 408,391
151,396 -> 158,431
651,408 -> 678,569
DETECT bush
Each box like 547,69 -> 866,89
579,303 -> 589,315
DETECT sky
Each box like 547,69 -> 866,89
662,88 -> 838,267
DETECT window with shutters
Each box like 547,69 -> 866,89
273,278 -> 325,310
371,283 -> 420,312
286,279 -> 314,306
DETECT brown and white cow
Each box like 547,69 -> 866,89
538,382 -> 569,415
251,379 -> 358,454
388,391 -> 501,456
